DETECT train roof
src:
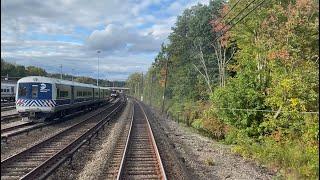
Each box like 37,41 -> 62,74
17,76 -> 100,88
1,83 -> 17,87
99,87 -> 112,90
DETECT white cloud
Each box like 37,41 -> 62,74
86,24 -> 162,53
1,0 -> 210,80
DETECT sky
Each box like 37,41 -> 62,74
1,0 -> 209,81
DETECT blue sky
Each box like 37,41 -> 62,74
1,0 -> 210,81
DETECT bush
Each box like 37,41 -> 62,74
211,76 -> 266,137
232,135 -> 319,179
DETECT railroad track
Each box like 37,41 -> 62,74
1,114 -> 20,122
104,100 -> 166,179
1,99 -> 119,141
1,102 -> 15,107
1,122 -> 50,142
1,106 -> 16,112
1,121 -> 36,134
1,97 -> 126,180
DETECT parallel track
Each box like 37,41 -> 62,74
104,100 -> 166,180
1,102 -> 15,107
1,114 -> 20,122
1,122 -> 50,142
1,97 -> 126,180
1,99 -> 116,140
1,121 -> 37,134
1,106 -> 16,112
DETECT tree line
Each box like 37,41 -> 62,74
126,0 -> 319,178
1,59 -> 125,87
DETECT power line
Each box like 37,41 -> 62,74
216,0 -> 242,24
214,0 -> 265,43
217,0 -> 257,33
210,107 -> 319,115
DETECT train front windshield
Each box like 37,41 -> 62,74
17,83 -> 52,99
18,83 -> 29,98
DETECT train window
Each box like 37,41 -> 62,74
18,86 -> 28,98
32,85 -> 38,98
1,89 -> 3,92
60,91 -> 69,98
57,89 -> 60,98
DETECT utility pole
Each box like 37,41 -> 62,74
137,82 -> 140,99
149,73 -> 152,106
134,84 -> 137,97
97,50 -> 100,86
60,64 -> 62,79
150,72 -> 156,107
141,72 -> 143,101
161,59 -> 169,113
71,68 -> 74,82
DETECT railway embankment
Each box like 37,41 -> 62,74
144,103 -> 276,180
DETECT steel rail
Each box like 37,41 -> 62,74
1,113 -> 20,121
115,102 -> 134,179
26,99 -> 126,180
116,100 -> 166,180
1,102 -> 15,107
1,106 -> 16,111
1,122 -> 36,134
1,98 -> 118,141
1,122 -> 53,143
1,97 -> 126,180
137,100 -> 167,179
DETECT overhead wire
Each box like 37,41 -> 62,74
213,0 -> 266,43
210,107 -> 319,115
216,0 -> 257,33
215,0 -> 242,24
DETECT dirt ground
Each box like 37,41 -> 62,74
142,102 -> 276,180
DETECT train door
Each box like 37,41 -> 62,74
92,88 -> 94,100
71,86 -> 74,104
32,85 -> 38,98
11,87 -> 14,96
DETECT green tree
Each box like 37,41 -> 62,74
26,66 -> 47,76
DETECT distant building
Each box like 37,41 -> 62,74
1,76 -> 21,84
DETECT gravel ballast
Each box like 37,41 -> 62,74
1,104 -> 113,161
142,102 -> 275,180
48,99 -> 132,180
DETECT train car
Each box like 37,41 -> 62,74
100,87 -> 112,100
1,83 -> 16,102
110,90 -> 119,98
15,76 -> 111,122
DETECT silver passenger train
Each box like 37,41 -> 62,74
16,76 -> 112,122
1,83 -> 16,102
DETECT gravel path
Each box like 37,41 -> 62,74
144,103 -> 275,180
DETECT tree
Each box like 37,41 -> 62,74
26,66 -> 47,76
